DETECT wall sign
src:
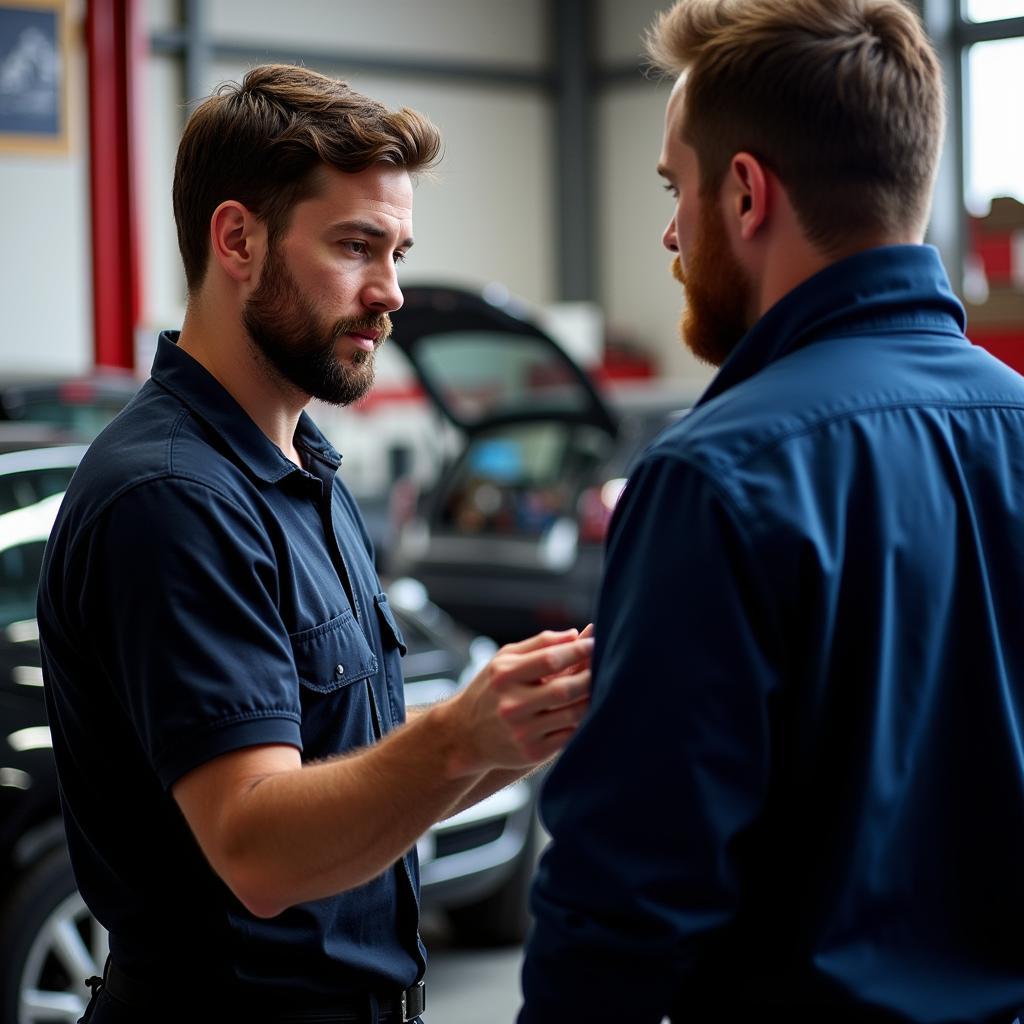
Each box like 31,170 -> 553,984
0,0 -> 68,155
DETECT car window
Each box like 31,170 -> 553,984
414,332 -> 589,422
0,491 -> 65,629
437,422 -> 612,538
0,538 -> 46,629
0,466 -> 76,515
12,399 -> 125,438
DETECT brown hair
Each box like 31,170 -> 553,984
645,0 -> 945,253
173,64 -> 442,291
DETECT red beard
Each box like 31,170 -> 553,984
672,197 -> 753,368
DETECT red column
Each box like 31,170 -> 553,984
86,0 -> 145,370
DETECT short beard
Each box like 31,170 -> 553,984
242,244 -> 391,406
672,196 -> 752,368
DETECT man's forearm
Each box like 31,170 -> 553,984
208,704 -> 485,916
174,633 -> 592,918
444,765 -> 544,818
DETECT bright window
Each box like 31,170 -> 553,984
965,37 -> 1024,213
964,1 -> 1024,20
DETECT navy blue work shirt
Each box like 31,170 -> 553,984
39,332 -> 424,1003
521,246 -> 1024,1023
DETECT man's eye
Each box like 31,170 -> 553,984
663,183 -> 679,200
344,240 -> 369,256
393,251 -> 407,264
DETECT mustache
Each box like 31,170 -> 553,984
331,313 -> 393,346
670,255 -> 685,286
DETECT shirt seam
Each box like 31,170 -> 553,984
809,322 -> 964,342
73,458 -> 271,555
152,707 -> 301,771
733,397 -> 1024,470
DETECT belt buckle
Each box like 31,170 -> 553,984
401,980 -> 425,1021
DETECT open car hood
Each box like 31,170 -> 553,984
388,284 -> 618,438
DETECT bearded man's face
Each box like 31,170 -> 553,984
671,194 -> 753,368
242,240 -> 391,407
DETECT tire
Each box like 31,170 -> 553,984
0,846 -> 108,1024
446,814 -> 542,947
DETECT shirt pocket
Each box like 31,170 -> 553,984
374,592 -> 408,726
290,609 -> 378,694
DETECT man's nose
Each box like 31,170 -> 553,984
363,263 -> 404,313
662,218 -> 679,253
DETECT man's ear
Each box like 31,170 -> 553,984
209,200 -> 265,284
727,153 -> 771,243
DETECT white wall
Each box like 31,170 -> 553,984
596,0 -> 713,386
0,0 -> 708,387
0,0 -> 973,393
598,0 -> 662,65
141,0 -> 554,339
597,80 -> 710,383
207,0 -> 548,71
140,55 -> 187,336
0,0 -> 91,375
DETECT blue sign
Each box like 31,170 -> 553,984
0,5 -> 63,140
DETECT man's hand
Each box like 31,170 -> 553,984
438,629 -> 593,777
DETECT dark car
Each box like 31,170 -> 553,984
0,444 -> 537,1024
387,284 -> 693,644
0,372 -> 142,441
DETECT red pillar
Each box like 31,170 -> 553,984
86,0 -> 145,370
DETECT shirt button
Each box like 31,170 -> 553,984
335,664 -> 345,678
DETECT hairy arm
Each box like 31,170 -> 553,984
173,631 -> 591,918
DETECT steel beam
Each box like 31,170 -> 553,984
552,0 -> 596,302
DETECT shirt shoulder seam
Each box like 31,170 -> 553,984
731,396 -> 1024,471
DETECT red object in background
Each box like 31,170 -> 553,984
86,0 -> 145,371
966,198 -> 1024,376
591,340 -> 655,385
972,232 -> 1016,285
968,330 -> 1024,375
968,211 -> 1023,288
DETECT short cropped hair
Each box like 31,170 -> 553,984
173,64 -> 442,291
646,0 -> 945,253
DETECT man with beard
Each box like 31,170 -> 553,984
520,2 -> 1024,1023
38,65 -> 592,1023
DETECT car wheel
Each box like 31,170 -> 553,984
446,813 -> 541,947
0,847 -> 108,1024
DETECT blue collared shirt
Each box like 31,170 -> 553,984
39,333 -> 424,1002
521,246 -> 1024,1023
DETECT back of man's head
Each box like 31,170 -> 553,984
646,0 -> 944,254
172,64 -> 441,293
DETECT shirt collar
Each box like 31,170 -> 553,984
697,244 -> 967,409
150,331 -> 343,483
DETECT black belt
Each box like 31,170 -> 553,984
97,958 -> 426,1023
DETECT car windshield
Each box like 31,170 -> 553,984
437,421 -> 612,538
413,332 -> 589,423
